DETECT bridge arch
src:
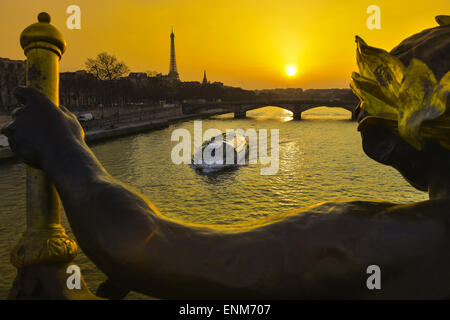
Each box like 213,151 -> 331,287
182,99 -> 359,121
239,104 -> 357,120
242,106 -> 295,120
299,106 -> 354,120
285,105 -> 355,120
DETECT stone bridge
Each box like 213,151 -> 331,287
182,99 -> 360,120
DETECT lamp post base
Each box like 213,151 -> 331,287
8,262 -> 103,300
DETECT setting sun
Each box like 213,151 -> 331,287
286,65 -> 298,77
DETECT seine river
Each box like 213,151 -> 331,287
0,107 -> 427,299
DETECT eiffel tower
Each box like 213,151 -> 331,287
168,28 -> 180,80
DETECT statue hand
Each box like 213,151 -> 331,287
1,87 -> 85,169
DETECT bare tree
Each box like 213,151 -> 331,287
85,52 -> 130,80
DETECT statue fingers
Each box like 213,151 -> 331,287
11,106 -> 25,120
1,119 -> 17,138
13,86 -> 58,113
13,86 -> 40,106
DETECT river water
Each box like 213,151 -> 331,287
0,107 -> 427,299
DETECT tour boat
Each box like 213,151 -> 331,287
191,132 -> 249,173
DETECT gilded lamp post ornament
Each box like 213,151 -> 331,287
8,13 -> 98,299
351,16 -> 450,151
10,12 -> 77,268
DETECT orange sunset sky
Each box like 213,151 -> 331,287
0,0 -> 448,89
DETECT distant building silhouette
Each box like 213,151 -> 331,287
128,72 -> 148,80
0,58 -> 26,111
168,28 -> 180,80
202,70 -> 208,85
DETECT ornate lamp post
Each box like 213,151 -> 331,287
8,12 -> 99,299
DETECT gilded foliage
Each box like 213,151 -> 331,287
351,36 -> 450,150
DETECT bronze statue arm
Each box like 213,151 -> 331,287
4,87 -> 450,299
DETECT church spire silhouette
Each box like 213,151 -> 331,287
202,70 -> 208,85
